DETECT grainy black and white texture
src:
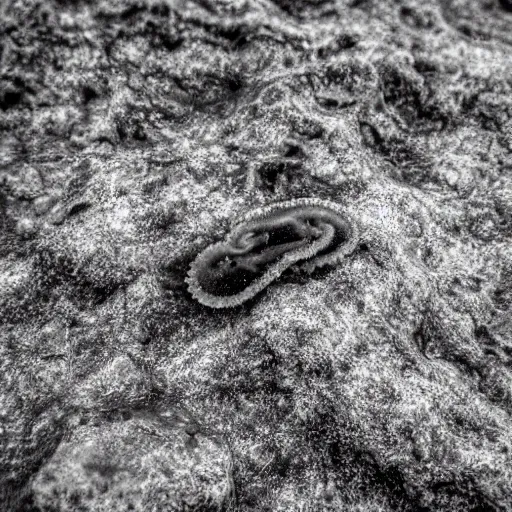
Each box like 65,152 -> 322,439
1,0 -> 512,511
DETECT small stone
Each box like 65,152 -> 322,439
48,204 -> 66,225
16,218 -> 37,238
33,195 -> 57,216
445,169 -> 459,187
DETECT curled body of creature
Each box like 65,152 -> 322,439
223,220 -> 327,273
218,238 -> 308,273
230,215 -> 322,249
186,198 -> 359,308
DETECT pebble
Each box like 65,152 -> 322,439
16,218 -> 38,237
34,195 -> 57,216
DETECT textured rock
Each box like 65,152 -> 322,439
30,412 -> 233,512
1,0 -> 512,511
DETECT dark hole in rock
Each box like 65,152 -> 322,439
258,162 -> 288,192
82,85 -> 98,104
338,34 -> 358,49
284,143 -> 301,158
1,90 -> 22,110
160,35 -> 183,52
133,125 -> 147,141
89,285 -> 117,305
226,76 -> 243,93
233,34 -> 249,48
500,0 -> 512,12
217,25 -> 243,43
68,202 -> 90,217
151,3 -> 170,16
116,124 -> 128,140
13,76 -> 26,88
121,4 -> 146,20
317,96 -> 340,108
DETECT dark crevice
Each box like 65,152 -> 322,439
257,161 -> 289,192
159,34 -> 183,52
150,3 -> 170,16
500,0 -> 512,12
120,4 -> 146,20
82,85 -> 99,104
67,202 -> 91,217
1,90 -> 23,110
283,142 -> 302,158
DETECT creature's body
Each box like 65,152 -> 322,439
186,198 -> 359,308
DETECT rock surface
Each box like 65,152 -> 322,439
31,410 -> 233,512
1,0 -> 511,511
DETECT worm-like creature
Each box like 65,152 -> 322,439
186,198 -> 359,308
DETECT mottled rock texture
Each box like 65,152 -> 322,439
1,0 -> 512,511
30,410 -> 233,512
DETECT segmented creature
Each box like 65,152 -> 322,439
186,198 -> 359,308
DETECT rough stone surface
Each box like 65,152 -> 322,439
0,0 -> 511,511
30,412 -> 233,512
